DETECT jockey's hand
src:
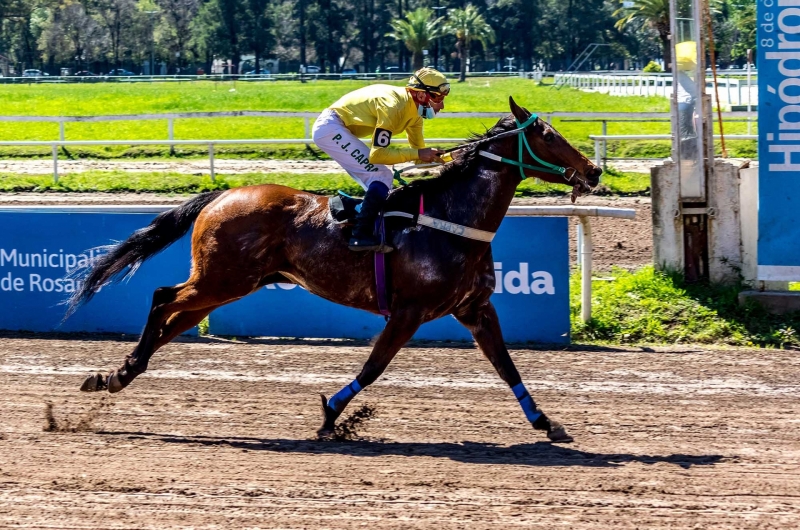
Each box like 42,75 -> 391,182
418,147 -> 445,164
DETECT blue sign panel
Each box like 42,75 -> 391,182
210,217 -> 570,343
0,211 -> 193,334
757,1 -> 800,280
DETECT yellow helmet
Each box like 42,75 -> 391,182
407,67 -> 450,97
676,41 -> 697,72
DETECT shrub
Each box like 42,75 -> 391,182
643,61 -> 663,73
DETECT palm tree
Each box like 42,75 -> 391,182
614,0 -> 720,71
444,4 -> 495,83
614,0 -> 672,69
387,8 -> 443,70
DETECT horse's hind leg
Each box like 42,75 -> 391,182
454,300 -> 573,443
81,277 -> 250,393
318,309 -> 423,437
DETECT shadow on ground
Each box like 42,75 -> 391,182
99,431 -> 726,469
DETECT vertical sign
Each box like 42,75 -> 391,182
758,0 -> 800,280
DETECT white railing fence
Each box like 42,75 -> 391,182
554,72 -> 759,109
0,110 -> 758,181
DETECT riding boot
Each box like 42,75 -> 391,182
349,181 -> 392,252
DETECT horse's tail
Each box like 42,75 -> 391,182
64,190 -> 224,318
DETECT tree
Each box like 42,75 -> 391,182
386,7 -> 442,70
88,0 -> 138,70
156,0 -> 199,71
444,4 -> 494,82
614,0 -> 722,71
38,0 -> 105,70
244,0 -> 270,73
613,0 -> 671,70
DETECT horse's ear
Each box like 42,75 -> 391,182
509,96 -> 531,122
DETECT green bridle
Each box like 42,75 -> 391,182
477,113 -> 570,181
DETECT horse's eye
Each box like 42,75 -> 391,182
544,131 -> 554,143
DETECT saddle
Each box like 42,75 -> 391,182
327,191 -> 497,319
328,192 -> 420,320
328,192 -> 418,227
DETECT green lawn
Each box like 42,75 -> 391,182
571,266 -> 800,348
0,168 -> 650,196
2,77 -> 756,182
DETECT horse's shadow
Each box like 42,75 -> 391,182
100,431 -> 726,469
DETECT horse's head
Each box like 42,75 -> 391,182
502,96 -> 602,202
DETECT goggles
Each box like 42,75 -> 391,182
410,73 -> 450,99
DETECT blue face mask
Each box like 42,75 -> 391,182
418,105 -> 436,119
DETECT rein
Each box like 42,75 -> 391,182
383,113 -> 590,242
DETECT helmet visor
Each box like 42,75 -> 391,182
411,74 -> 450,98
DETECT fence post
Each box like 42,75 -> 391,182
727,77 -> 732,106
601,121 -> 608,170
208,143 -> 216,182
578,216 -> 593,323
594,138 -> 601,167
59,120 -> 65,142
52,144 -> 59,184
304,117 -> 310,141
168,118 -> 175,155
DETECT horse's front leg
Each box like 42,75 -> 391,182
455,299 -> 573,443
318,309 -> 423,437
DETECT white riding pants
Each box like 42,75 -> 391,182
312,109 -> 394,190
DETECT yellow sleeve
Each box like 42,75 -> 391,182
368,103 -> 419,165
406,119 -> 425,151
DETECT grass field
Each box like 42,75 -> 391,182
0,169 -> 651,196
5,78 -> 756,160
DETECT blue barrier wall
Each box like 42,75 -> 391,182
0,210 -> 193,334
757,3 -> 800,281
0,210 -> 570,343
210,217 -> 570,343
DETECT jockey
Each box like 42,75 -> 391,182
312,67 -> 449,252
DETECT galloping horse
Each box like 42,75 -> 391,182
71,97 -> 601,443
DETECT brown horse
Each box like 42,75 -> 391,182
71,97 -> 601,443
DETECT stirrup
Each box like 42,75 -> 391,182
348,238 -> 393,253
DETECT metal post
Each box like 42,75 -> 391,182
208,143 -> 215,182
601,120 -> 608,170
52,144 -> 59,183
168,118 -> 175,155
304,117 -> 310,140
59,121 -> 65,141
579,216 -> 593,323
746,57 -> 753,135
594,138 -> 600,167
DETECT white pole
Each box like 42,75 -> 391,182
59,121 -> 65,142
595,138 -> 601,167
52,144 -> 59,183
208,143 -> 215,182
747,62 -> 753,135
579,216 -> 593,323
168,118 -> 175,155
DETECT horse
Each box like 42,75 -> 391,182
70,97 -> 601,443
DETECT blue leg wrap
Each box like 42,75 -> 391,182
511,382 -> 542,423
328,378 -> 363,413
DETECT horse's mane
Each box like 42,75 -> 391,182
389,114 -> 516,202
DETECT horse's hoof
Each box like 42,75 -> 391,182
80,372 -> 108,392
107,371 -> 125,394
317,394 -> 337,439
547,421 -> 574,443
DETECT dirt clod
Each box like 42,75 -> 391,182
331,403 -> 377,441
43,397 -> 112,433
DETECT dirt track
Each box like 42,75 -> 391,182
1,335 -> 799,528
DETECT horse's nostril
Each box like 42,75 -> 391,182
589,167 -> 603,182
